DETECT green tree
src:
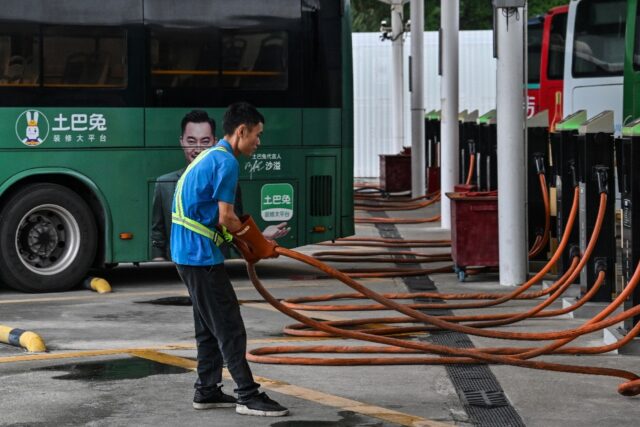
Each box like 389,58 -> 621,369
529,0 -> 571,18
351,0 -> 402,33
352,0 -> 570,32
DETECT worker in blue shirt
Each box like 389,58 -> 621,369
171,103 -> 289,417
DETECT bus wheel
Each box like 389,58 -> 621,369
0,184 -> 97,292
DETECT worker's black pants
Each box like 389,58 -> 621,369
176,264 -> 260,400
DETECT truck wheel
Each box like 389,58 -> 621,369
0,184 -> 97,292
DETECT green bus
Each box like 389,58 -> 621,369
624,0 -> 640,120
0,0 -> 354,292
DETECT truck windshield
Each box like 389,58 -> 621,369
572,0 -> 626,77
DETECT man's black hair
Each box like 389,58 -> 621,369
222,102 -> 265,136
181,110 -> 216,136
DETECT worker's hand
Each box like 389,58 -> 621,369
262,222 -> 290,240
232,215 -> 279,264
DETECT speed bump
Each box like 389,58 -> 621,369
0,325 -> 46,352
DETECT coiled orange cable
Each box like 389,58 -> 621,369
245,245 -> 640,396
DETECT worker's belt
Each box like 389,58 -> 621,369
171,146 -> 234,245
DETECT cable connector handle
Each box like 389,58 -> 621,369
594,166 -> 609,194
467,139 -> 476,155
533,152 -> 546,175
569,245 -> 581,260
569,160 -> 579,188
594,257 -> 608,273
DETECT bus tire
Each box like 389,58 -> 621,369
0,183 -> 97,293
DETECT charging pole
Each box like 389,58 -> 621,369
379,1 -> 408,154
410,0 -> 425,197
440,0 -> 459,228
494,0 -> 527,285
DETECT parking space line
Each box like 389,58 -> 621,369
132,350 -> 452,427
0,344 -> 194,364
0,290 -> 189,305
0,337 -> 332,365
1,342 -> 445,426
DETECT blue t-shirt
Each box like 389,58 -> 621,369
170,140 -> 238,266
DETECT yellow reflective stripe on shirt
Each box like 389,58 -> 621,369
171,214 -> 224,245
172,146 -> 231,244
219,224 -> 234,242
175,147 -> 225,218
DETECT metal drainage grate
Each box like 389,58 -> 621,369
374,217 -> 526,427
461,390 -> 509,408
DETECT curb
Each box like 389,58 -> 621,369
84,277 -> 112,294
0,325 -> 46,352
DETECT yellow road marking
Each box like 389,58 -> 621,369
0,336 -> 337,364
1,345 -> 450,426
130,349 -> 197,369
0,290 -> 189,305
0,344 -> 196,364
132,350 -> 452,427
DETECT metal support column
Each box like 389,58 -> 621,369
440,0 -> 459,228
410,0 -> 425,198
380,0 -> 408,154
495,2 -> 527,285
391,3 -> 405,153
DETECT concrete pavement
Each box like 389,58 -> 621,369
1,200 -> 640,426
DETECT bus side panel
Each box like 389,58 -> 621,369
341,0 -> 355,238
572,82 -> 623,132
0,148 -> 184,263
145,108 -> 224,147
238,179 -> 299,249
0,108 -> 144,149
237,147 -> 341,246
527,17 -> 544,118
539,7 -> 568,130
306,156 -> 337,244
145,108 -> 303,148
527,87 -> 541,119
624,0 -> 639,121
301,109 -> 341,147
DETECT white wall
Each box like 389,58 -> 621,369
353,30 -> 497,177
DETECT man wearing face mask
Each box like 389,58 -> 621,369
151,110 -> 288,261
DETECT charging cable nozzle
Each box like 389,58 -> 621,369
595,166 -> 609,194
533,152 -> 546,175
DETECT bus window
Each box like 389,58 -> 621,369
150,28 -> 218,88
222,30 -> 288,90
547,12 -> 567,80
528,22 -> 543,85
572,0 -> 626,77
0,25 -> 40,87
43,26 -> 127,88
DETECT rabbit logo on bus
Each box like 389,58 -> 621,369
15,110 -> 50,146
